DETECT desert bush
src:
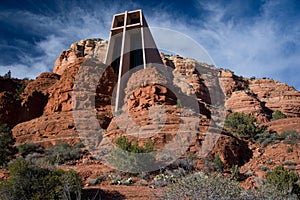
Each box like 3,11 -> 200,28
287,146 -> 293,153
280,130 -> 300,144
224,112 -> 265,138
253,184 -> 299,200
18,142 -> 44,157
46,142 -> 82,165
161,172 -> 243,199
271,110 -> 287,121
230,165 -> 240,181
0,158 -> 82,200
284,161 -> 296,166
3,70 -> 11,79
254,130 -> 281,147
161,171 -> 299,200
150,173 -> 177,188
213,154 -> 224,172
13,83 -> 25,100
266,165 -> 299,197
0,124 -> 17,167
258,165 -> 270,172
110,136 -> 155,173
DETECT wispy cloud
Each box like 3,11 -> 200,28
0,0 -> 299,90
153,0 -> 300,90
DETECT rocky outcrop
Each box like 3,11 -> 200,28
263,117 -> 300,134
249,79 -> 300,117
225,90 -> 271,123
45,59 -> 83,114
240,142 -> 300,189
0,91 -> 20,126
54,39 -> 108,75
3,38 -> 300,192
10,39 -> 117,148
208,134 -> 252,169
12,112 -> 79,148
219,70 -> 248,97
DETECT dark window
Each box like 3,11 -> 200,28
116,20 -> 124,27
131,18 -> 140,24
130,30 -> 143,69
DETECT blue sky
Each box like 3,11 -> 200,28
0,0 -> 299,90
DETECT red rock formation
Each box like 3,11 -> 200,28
54,39 -> 108,75
12,112 -> 79,148
263,117 -> 300,134
2,38 -> 299,193
225,90 -> 270,123
0,91 -> 20,126
249,79 -> 300,117
240,142 -> 300,189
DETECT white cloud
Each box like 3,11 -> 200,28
0,0 -> 299,90
147,0 -> 300,90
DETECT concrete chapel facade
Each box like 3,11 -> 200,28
105,10 -> 162,111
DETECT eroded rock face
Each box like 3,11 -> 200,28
45,59 -> 84,114
10,39 -> 117,148
225,90 -> 270,123
219,70 -> 248,97
263,117 -> 300,134
54,39 -> 108,75
240,142 -> 300,189
0,77 -> 30,126
249,79 -> 300,117
0,91 -> 20,126
12,112 -> 79,148
4,38 -> 300,189
208,134 -> 252,169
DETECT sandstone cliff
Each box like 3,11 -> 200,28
1,38 -> 299,190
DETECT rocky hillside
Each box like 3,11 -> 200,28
1,38 -> 300,191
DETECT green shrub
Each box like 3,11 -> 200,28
162,172 -> 243,199
224,112 -> 265,138
13,83 -> 25,100
230,165 -> 240,181
266,165 -> 299,196
284,161 -> 296,166
0,124 -> 17,167
213,154 -> 224,172
266,158 -> 273,165
255,184 -> 298,199
0,159 -> 82,200
271,110 -> 287,121
110,136 -> 155,173
258,165 -> 269,172
3,70 -> 11,79
46,142 -> 82,165
144,139 -> 154,153
161,171 -> 299,200
254,130 -> 281,147
18,142 -> 43,157
280,130 -> 300,144
287,146 -> 293,153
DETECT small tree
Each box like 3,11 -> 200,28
110,135 -> 155,173
18,142 -> 43,157
46,142 -> 82,165
271,110 -> 287,121
3,70 -> 11,79
144,139 -> 154,153
0,124 -> 17,167
224,112 -> 264,138
213,154 -> 224,172
0,159 -> 83,200
266,165 -> 299,196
